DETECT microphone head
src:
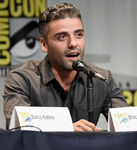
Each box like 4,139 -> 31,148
72,61 -> 106,81
72,60 -> 85,72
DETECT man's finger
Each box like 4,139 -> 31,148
73,119 -> 102,132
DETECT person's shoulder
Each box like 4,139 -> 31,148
9,60 -> 40,76
19,60 -> 40,71
85,61 -> 111,80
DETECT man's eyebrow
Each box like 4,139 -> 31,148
75,29 -> 84,33
55,29 -> 84,36
55,32 -> 67,37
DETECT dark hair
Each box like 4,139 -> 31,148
39,3 -> 82,40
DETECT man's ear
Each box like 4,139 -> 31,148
40,37 -> 48,52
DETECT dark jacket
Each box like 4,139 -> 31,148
3,56 -> 128,129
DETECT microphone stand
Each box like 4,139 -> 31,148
87,71 -> 94,123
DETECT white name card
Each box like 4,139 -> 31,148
108,107 -> 137,132
9,106 -> 74,132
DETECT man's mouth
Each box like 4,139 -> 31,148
66,51 -> 80,58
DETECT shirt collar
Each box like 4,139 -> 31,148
38,55 -> 54,85
38,55 -> 87,85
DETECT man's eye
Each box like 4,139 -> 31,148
76,32 -> 83,38
57,34 -> 66,40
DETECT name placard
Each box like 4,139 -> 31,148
108,107 -> 137,132
9,106 -> 74,132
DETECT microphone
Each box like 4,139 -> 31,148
72,60 -> 106,81
72,61 -> 112,123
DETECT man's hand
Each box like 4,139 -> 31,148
73,119 -> 102,132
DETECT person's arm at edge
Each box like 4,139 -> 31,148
102,70 -> 128,121
3,70 -> 31,129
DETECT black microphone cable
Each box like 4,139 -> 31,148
8,125 -> 42,132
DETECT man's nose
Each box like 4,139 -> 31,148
68,36 -> 78,49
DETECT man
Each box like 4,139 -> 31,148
3,3 -> 128,130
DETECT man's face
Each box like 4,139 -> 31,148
42,17 -> 85,71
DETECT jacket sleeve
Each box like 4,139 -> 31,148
102,70 -> 128,120
3,70 -> 31,129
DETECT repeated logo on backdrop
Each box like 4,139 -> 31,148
0,0 -> 46,74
